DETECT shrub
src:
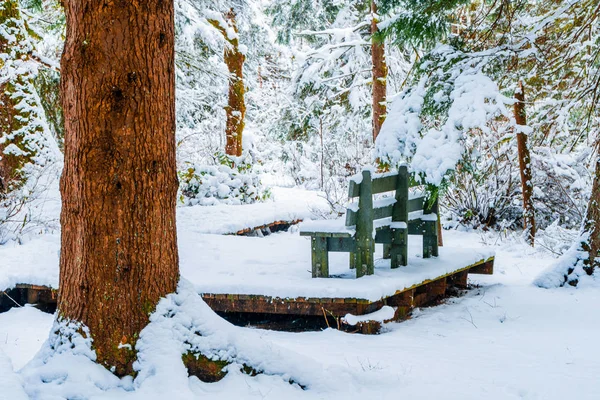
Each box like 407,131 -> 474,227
178,158 -> 270,206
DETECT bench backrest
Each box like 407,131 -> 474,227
344,166 -> 435,228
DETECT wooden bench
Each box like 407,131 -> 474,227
300,166 -> 439,278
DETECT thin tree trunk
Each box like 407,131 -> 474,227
437,213 -> 444,247
319,116 -> 324,190
514,81 -> 536,246
59,0 -> 179,376
579,153 -> 600,275
210,10 -> 246,157
371,0 -> 387,142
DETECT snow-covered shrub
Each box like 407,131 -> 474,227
0,1 -> 62,243
444,155 -> 521,229
529,148 -> 591,230
179,156 -> 271,206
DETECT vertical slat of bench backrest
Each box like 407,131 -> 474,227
390,166 -> 409,268
431,196 -> 440,256
355,170 -> 374,277
347,180 -> 357,269
422,195 -> 439,258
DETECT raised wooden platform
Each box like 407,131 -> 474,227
202,257 -> 493,323
3,257 -> 493,333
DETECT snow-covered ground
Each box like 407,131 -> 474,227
1,186 -> 493,301
1,187 -> 599,399
2,235 -> 599,399
0,187 -> 329,291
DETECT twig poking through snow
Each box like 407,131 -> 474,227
460,307 -> 478,329
0,291 -> 22,308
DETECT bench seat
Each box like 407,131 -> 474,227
299,219 -> 355,238
299,167 -> 439,278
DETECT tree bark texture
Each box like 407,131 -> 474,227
0,1 -> 40,193
579,154 -> 600,275
514,81 -> 536,246
371,1 -> 387,142
59,0 -> 179,376
210,10 -> 246,157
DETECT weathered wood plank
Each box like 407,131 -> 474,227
469,258 -> 494,274
346,203 -> 394,226
408,196 -> 425,212
355,170 -> 375,277
348,170 -> 423,198
299,231 -> 353,238
327,237 -> 356,252
311,236 -> 329,278
348,174 -> 397,197
391,165 -> 409,268
422,221 -> 437,259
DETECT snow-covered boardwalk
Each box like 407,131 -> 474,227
1,222 -> 492,305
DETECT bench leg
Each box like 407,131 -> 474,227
355,238 -> 374,278
311,236 -> 329,278
423,221 -> 438,258
390,228 -> 408,268
349,252 -> 356,269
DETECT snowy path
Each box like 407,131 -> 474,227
0,187 -> 328,291
177,187 -> 329,235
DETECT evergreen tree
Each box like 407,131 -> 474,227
268,0 -> 411,193
378,0 -> 469,47
0,0 -> 58,192
0,0 -> 60,237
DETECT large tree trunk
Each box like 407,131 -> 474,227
514,81 -> 536,246
59,0 -> 179,376
371,0 -> 387,142
210,10 -> 246,157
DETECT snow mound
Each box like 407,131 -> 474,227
343,306 -> 395,326
0,349 -> 28,400
18,279 -> 385,399
534,236 -> 599,289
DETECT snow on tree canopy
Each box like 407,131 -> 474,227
375,45 -> 512,186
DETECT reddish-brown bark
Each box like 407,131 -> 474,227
210,10 -> 246,157
371,1 -> 387,142
514,81 -> 536,246
59,0 -> 179,375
